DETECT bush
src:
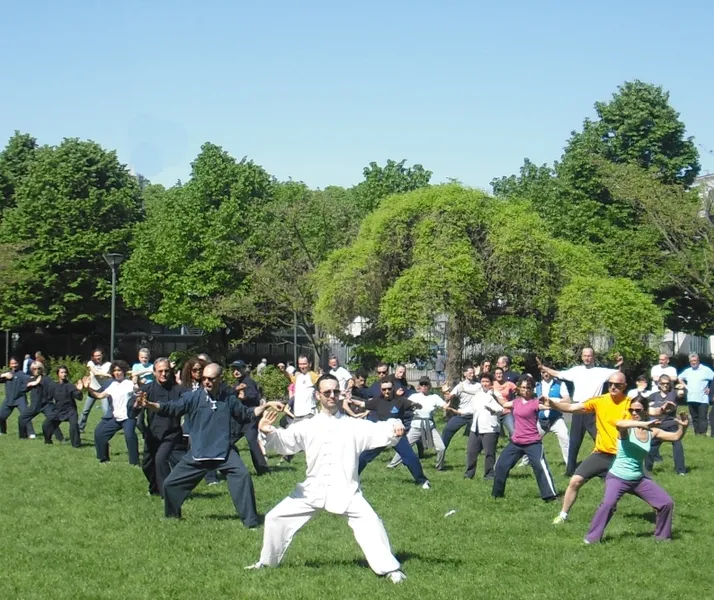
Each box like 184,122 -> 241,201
45,356 -> 88,382
255,365 -> 289,401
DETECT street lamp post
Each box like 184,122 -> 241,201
103,253 -> 124,360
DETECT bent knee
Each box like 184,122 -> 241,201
568,476 -> 585,490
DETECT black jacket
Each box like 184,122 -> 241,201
140,381 -> 186,442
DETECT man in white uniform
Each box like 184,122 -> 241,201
387,376 -> 447,470
539,348 -> 623,476
246,374 -> 407,583
328,355 -> 353,392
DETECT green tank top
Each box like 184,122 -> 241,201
609,428 -> 651,481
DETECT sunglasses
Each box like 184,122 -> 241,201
377,370 -> 388,375
321,389 -> 341,398
419,383 -> 430,387
191,367 -> 202,372
628,407 -> 643,413
381,387 -> 393,392
202,375 -> 218,382
608,382 -> 626,389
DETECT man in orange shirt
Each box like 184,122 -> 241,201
545,371 -> 674,525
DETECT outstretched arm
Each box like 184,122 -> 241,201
544,396 -> 585,414
259,409 -> 304,455
652,414 -> 689,442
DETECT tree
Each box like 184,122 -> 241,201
0,131 -> 38,212
313,184 -> 662,381
0,138 -> 142,329
120,143 -> 274,350
352,159 -> 432,213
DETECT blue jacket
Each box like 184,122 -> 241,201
1,370 -> 30,407
157,387 -> 256,460
535,380 -> 564,424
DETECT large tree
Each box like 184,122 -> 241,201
313,184 -> 662,380
0,131 -> 39,212
120,143 -> 274,349
353,159 -> 432,213
0,138 -> 142,329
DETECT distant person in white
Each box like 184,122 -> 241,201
650,354 -> 678,391
539,348 -> 623,476
78,348 -> 113,432
627,375 -> 653,399
246,374 -> 408,584
256,358 -> 268,375
328,355 -> 353,392
387,376 -> 447,470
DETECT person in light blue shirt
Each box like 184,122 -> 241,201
678,353 -> 714,435
132,347 -> 154,385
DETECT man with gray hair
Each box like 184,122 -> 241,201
137,363 -> 283,525
678,353 -> 714,435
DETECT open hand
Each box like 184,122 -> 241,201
258,409 -> 279,433
392,421 -> 405,437
675,413 -> 689,427
265,401 -> 285,412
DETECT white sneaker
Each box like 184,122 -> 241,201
386,570 -> 407,584
244,562 -> 265,570
28,434 -> 36,440
552,515 -> 567,525
422,481 -> 431,490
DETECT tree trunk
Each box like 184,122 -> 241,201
445,314 -> 465,387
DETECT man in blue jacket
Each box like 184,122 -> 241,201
138,363 -> 282,527
0,357 -> 34,438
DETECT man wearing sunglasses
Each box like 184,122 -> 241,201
137,363 -> 283,526
545,371 -> 675,525
349,380 -> 430,489
246,374 -> 408,583
230,359 -> 269,476
538,348 -> 623,477
136,358 -> 185,497
644,374 -> 686,475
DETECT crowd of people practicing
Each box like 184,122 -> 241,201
1,346 -> 711,583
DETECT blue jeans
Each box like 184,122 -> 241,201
78,395 -> 110,431
358,436 -> 427,485
94,418 -> 139,464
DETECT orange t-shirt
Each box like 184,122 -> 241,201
582,393 -> 631,455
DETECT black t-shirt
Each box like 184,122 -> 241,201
649,390 -> 677,417
365,395 -> 415,421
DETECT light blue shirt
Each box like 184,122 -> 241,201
679,365 -> 714,404
132,362 -> 154,384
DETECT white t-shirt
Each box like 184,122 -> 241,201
329,366 -> 352,392
87,360 -> 112,391
293,371 -> 318,417
559,365 -> 618,403
409,392 -> 446,424
650,365 -> 677,390
470,390 -> 504,434
105,379 -> 135,421
449,380 -> 482,415
627,388 -> 653,399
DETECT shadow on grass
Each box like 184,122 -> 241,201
303,552 -> 462,570
189,491 -> 223,499
203,514 -> 266,525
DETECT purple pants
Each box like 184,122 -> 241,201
585,473 -> 674,543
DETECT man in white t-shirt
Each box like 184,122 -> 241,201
539,347 -> 623,476
387,377 -> 447,470
78,348 -> 113,433
281,355 -> 319,419
440,366 -> 481,470
650,354 -> 678,391
328,356 -> 353,392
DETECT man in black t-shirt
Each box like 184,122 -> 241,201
351,380 -> 431,489
645,375 -> 686,475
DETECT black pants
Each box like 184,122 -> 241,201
94,418 -> 139,464
142,436 -> 179,496
42,412 -> 80,447
689,402 -> 709,435
441,415 -> 474,454
710,404 -> 714,438
566,412 -> 596,475
492,441 -> 557,500
0,398 -> 35,438
232,420 -> 269,475
644,418 -> 686,474
465,432 -> 498,479
20,405 -> 63,442
162,449 -> 259,526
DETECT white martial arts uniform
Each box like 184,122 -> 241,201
387,392 -> 446,468
258,412 -> 403,575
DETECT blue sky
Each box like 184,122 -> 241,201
2,0 -> 713,190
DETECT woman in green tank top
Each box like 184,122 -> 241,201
584,395 -> 688,544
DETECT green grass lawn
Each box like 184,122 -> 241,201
1,405 -> 713,600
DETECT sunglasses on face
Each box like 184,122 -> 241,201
321,389 -> 341,398
608,382 -> 626,389
628,407 -> 643,414
191,367 -> 202,372
377,371 -> 388,375
202,376 -> 218,382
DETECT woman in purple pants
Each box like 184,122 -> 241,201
585,395 -> 689,544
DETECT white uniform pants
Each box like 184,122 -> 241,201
520,418 -> 570,465
387,425 -> 445,468
259,493 -> 400,575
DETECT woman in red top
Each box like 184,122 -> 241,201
492,376 -> 557,501
493,367 -> 517,438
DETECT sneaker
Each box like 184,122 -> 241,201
386,570 -> 407,584
583,539 -> 591,545
678,472 -> 687,476
552,515 -> 567,525
207,481 -> 221,486
28,434 -> 37,439
422,481 -> 431,490
244,562 -> 265,570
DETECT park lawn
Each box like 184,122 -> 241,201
0,405 -> 713,600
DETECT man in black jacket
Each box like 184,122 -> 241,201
230,359 -> 269,475
0,357 -> 34,438
139,358 -> 186,497
137,363 -> 283,525
42,365 -> 83,447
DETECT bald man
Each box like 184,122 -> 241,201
545,371 -> 674,524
